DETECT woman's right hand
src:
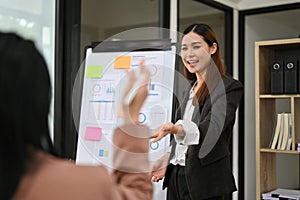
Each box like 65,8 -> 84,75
150,122 -> 183,143
150,122 -> 174,143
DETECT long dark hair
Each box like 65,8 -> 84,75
182,23 -> 226,105
0,33 -> 55,200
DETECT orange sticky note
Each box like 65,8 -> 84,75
114,56 -> 131,69
118,105 -> 124,117
84,127 -> 102,141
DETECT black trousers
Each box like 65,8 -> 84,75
167,165 -> 224,200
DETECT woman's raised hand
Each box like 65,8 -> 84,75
122,60 -> 150,124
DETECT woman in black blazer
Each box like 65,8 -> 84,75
151,23 -> 243,200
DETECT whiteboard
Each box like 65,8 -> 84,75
76,41 -> 177,199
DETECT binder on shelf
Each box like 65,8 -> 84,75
284,60 -> 298,94
270,60 -> 284,94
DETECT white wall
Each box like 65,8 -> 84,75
244,9 -> 300,200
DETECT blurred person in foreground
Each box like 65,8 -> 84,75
0,32 -> 152,200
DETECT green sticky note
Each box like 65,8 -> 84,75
86,66 -> 102,78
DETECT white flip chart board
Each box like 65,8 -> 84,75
76,40 -> 177,200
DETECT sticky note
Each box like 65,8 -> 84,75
86,66 -> 102,78
99,149 -> 104,157
118,105 -> 123,117
114,56 -> 131,69
99,149 -> 109,157
104,151 -> 109,157
84,127 -> 102,141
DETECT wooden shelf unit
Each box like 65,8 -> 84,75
255,38 -> 300,200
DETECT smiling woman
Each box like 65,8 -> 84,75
180,31 -> 217,82
181,24 -> 226,106
151,23 -> 243,200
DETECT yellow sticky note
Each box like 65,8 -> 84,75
104,151 -> 109,157
86,66 -> 102,78
114,56 -> 131,69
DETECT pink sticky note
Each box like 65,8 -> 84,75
84,127 -> 102,141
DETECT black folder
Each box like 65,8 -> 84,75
284,59 -> 298,94
270,60 -> 284,94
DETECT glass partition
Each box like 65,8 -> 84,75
0,0 -> 56,139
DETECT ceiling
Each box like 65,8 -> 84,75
214,0 -> 300,10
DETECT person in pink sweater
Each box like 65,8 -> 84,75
0,32 -> 153,200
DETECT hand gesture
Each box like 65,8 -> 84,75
151,153 -> 170,182
122,60 -> 150,124
112,61 -> 151,173
150,122 -> 180,143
